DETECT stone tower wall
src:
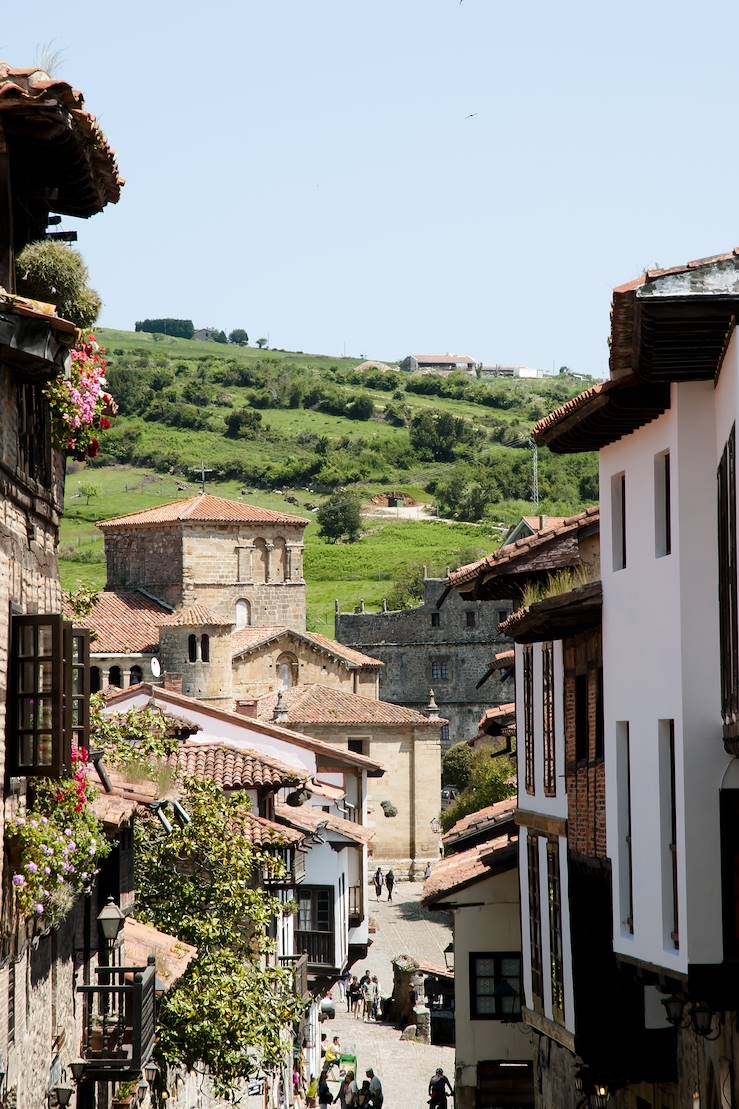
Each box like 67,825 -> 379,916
159,623 -> 234,707
336,578 -> 514,749
103,527 -> 185,607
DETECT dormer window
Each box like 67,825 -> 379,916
9,614 -> 89,778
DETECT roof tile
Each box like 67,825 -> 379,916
257,684 -> 442,727
423,829 -> 517,903
231,627 -> 383,669
275,802 -> 374,845
174,740 -> 303,790
62,590 -> 176,654
97,494 -> 308,530
442,797 -> 517,847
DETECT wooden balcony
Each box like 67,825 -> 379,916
294,930 -> 334,968
77,958 -> 156,1078
279,952 -> 310,999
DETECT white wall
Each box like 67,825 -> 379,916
453,868 -> 536,1093
600,380 -> 727,971
515,642 -> 567,821
302,839 -> 349,970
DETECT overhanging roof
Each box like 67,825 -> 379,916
500,581 -> 602,643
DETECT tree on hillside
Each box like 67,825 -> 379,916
16,242 -> 101,328
229,329 -> 249,346
224,408 -> 263,438
435,466 -> 490,521
442,741 -> 476,789
78,481 -> 100,506
317,491 -> 362,543
256,337 -> 268,349
409,410 -> 473,462
134,318 -> 195,339
384,564 -> 425,611
440,749 -> 516,832
213,330 -> 228,344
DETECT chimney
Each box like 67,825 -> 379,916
235,699 -> 258,719
163,673 -> 183,694
273,689 -> 289,723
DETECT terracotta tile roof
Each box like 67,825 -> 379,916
532,375 -> 670,454
450,507 -> 599,589
174,740 -> 303,790
106,768 -> 160,806
168,605 -> 232,627
232,811 -> 306,847
62,590 -> 176,654
257,684 -> 443,727
124,918 -> 196,993
102,683 -> 386,776
275,802 -> 374,845
231,627 -> 383,669
417,960 -> 454,980
412,354 -> 476,365
423,829 -> 518,905
491,650 -> 515,670
522,515 -> 566,531
307,779 -> 346,802
97,493 -> 308,530
0,63 -> 122,212
89,793 -> 138,829
479,703 -> 516,730
442,797 -> 517,848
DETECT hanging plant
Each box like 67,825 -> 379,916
380,800 -> 398,818
6,745 -> 110,925
44,332 -> 118,461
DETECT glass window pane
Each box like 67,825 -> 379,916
36,698 -> 52,730
501,958 -> 520,976
20,734 -> 34,765
19,624 -> 35,657
21,698 -> 35,730
476,958 -> 496,977
72,701 -> 81,726
476,996 -> 496,1014
37,735 -> 52,766
38,625 -> 53,656
72,637 -> 82,664
476,979 -> 495,995
37,662 -> 53,693
18,662 -> 35,693
72,668 -> 84,694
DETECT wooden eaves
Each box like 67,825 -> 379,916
500,581 -> 602,644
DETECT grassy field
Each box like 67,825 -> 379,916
59,465 -> 502,633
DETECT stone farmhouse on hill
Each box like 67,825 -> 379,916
399,353 -> 478,375
336,575 -> 514,751
77,493 -> 443,872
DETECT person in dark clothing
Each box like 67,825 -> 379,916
318,1071 -> 333,1109
428,1068 -> 454,1109
355,1080 -> 372,1109
385,869 -> 395,902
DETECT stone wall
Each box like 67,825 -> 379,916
103,525 -> 185,607
233,636 -> 379,701
295,722 -> 442,872
159,622 -> 235,707
336,579 -> 514,750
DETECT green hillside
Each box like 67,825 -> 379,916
59,328 -> 599,632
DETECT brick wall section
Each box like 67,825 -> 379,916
336,578 -> 514,749
564,628 -> 606,858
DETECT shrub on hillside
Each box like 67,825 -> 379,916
442,742 -> 476,789
317,492 -> 362,543
409,411 -> 474,462
135,318 -> 194,339
224,408 -> 263,438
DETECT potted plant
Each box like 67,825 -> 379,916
112,1079 -> 138,1108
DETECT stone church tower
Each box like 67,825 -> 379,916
98,493 -> 308,630
158,605 -> 235,708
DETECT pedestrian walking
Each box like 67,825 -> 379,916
325,1036 -> 341,1076
337,1071 -> 358,1109
423,861 -> 432,880
374,866 -> 384,900
318,1071 -> 333,1109
342,969 -> 352,1011
350,976 -> 363,1019
428,1068 -> 454,1109
356,1080 -> 372,1109
385,869 -> 395,902
366,1069 -> 383,1109
361,977 -> 372,1022
370,975 -> 381,1021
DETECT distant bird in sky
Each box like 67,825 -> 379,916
465,112 -> 477,119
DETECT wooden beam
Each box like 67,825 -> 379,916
0,118 -> 13,290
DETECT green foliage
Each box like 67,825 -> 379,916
92,698 -> 181,789
384,563 -> 425,611
213,330 -> 228,344
16,242 -> 101,328
224,408 -> 263,438
440,750 -> 516,832
134,779 -> 303,1095
78,481 -> 100,505
256,337 -> 268,349
409,411 -> 474,461
434,465 -> 490,521
229,329 -> 249,346
135,319 -> 194,339
317,491 -> 362,543
62,585 -> 100,624
521,564 -> 596,608
442,741 -> 476,789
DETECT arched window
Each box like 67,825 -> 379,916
254,538 -> 269,583
201,634 -> 210,663
129,665 -> 143,686
276,652 -> 299,690
90,666 -> 101,693
188,634 -> 197,663
235,599 -> 251,629
108,665 -> 122,688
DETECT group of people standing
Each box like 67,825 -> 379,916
320,1067 -> 383,1109
340,968 -> 382,1022
373,866 -> 394,902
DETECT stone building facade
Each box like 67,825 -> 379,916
335,577 -> 514,750
99,494 -> 308,629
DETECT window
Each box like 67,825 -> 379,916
431,612 -> 440,628
466,611 -> 476,629
9,614 -> 89,778
348,738 -> 369,756
200,634 -> 210,663
187,634 -> 197,663
718,427 -> 739,732
235,599 -> 251,628
295,887 -> 335,965
497,609 -> 508,627
547,838 -> 564,1024
594,668 -> 604,761
431,661 -> 449,682
574,673 -> 589,763
655,450 -> 671,558
129,666 -> 143,686
16,382 -> 51,488
523,646 -> 534,793
659,720 -> 679,949
542,642 -> 556,796
108,665 -> 122,688
617,722 -> 634,934
527,836 -> 543,1010
277,652 -> 299,690
90,666 -> 101,694
441,724 -> 450,743
611,471 -> 626,571
469,953 -> 522,1019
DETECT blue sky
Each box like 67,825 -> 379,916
7,0 -> 739,373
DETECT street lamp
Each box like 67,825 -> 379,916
691,1002 -> 720,1040
591,1084 -> 610,1108
145,1062 -> 159,1085
661,994 -> 687,1026
97,897 -> 125,949
443,942 -> 454,972
69,1061 -> 86,1083
50,1087 -> 73,1107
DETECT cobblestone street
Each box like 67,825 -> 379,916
324,881 -> 454,1109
